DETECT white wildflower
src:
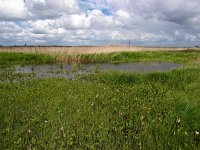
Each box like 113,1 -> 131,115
195,131 -> 199,135
176,118 -> 181,123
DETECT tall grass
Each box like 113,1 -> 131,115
0,46 -> 200,55
60,51 -> 200,64
0,52 -> 55,67
1,50 -> 200,65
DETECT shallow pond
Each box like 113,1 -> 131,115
11,62 -> 183,78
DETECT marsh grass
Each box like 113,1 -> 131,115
1,51 -> 200,66
0,67 -> 200,149
1,46 -> 200,55
0,51 -> 200,149
59,51 -> 200,65
0,71 -> 36,82
0,52 -> 55,67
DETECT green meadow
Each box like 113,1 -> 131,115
0,50 -> 200,149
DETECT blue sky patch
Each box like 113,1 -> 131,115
101,8 -> 111,16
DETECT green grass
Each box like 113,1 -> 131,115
0,51 -> 200,149
64,50 -> 200,65
0,68 -> 200,149
1,50 -> 200,66
0,52 -> 55,67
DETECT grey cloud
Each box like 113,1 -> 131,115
132,0 -> 200,25
25,0 -> 80,19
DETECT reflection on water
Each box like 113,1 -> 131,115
12,62 -> 183,78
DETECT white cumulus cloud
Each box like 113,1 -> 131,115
0,0 -> 29,20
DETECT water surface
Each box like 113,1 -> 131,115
13,62 -> 183,78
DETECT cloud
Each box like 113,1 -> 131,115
57,13 -> 90,30
0,0 -> 200,46
0,22 -> 22,34
116,10 -> 130,19
29,19 -> 55,34
45,0 -> 79,14
0,0 -> 29,20
26,0 -> 80,19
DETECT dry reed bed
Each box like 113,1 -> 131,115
0,46 -> 200,56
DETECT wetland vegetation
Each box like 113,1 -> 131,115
0,50 -> 200,149
0,52 -> 55,67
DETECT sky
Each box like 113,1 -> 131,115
0,0 -> 200,47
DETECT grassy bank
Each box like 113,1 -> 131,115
1,50 -> 200,65
0,52 -> 55,67
0,51 -> 200,149
59,50 -> 200,65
